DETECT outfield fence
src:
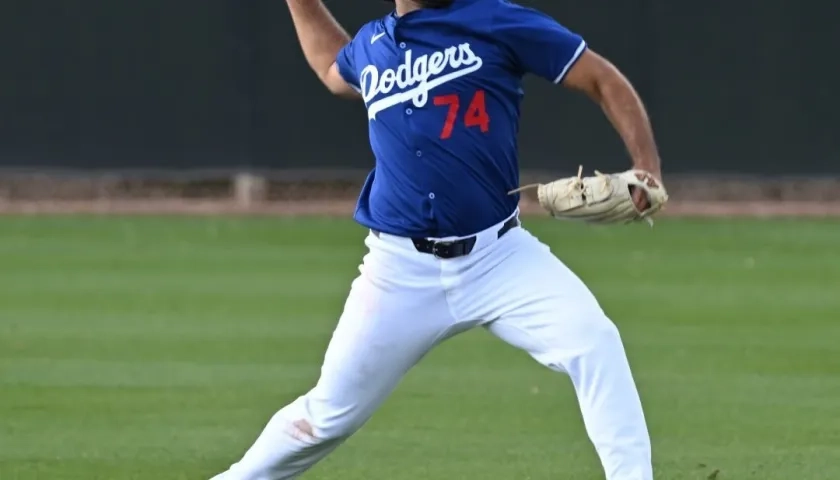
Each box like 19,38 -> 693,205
1,1 -> 837,215
1,0 -> 837,178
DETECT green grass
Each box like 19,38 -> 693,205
1,216 -> 839,480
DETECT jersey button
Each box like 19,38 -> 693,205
428,192 -> 436,199
405,108 -> 413,115
399,42 -> 407,49
415,150 -> 422,157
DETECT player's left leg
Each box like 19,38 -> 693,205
464,226 -> 653,480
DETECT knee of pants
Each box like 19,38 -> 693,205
591,316 -> 623,344
580,316 -> 625,357
285,395 -> 367,443
532,314 -> 625,370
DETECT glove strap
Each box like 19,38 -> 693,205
508,183 -> 539,195
507,165 -> 585,196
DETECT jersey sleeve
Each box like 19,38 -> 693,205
335,23 -> 373,93
335,40 -> 361,92
493,3 -> 588,84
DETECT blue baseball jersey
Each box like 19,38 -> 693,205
336,0 -> 587,238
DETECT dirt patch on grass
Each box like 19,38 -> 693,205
0,173 -> 838,217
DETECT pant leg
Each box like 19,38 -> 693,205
212,234 -> 455,480
472,228 -> 653,480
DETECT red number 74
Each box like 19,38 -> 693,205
432,90 -> 490,139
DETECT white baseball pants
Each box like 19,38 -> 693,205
211,213 -> 652,480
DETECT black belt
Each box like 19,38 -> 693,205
373,216 -> 520,259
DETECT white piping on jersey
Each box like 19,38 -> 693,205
552,39 -> 587,84
359,43 -> 483,120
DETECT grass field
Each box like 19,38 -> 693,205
1,216 -> 839,480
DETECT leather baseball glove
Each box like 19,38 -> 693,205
510,166 -> 669,225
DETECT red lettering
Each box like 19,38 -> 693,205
464,90 -> 490,133
432,90 -> 491,140
433,94 -> 460,140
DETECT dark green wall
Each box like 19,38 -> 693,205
0,0 -> 836,173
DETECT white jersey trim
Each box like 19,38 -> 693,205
553,39 -> 588,85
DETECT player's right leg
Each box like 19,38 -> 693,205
210,233 -> 456,480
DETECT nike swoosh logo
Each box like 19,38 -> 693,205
370,32 -> 386,44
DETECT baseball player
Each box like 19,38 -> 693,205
211,0 -> 668,479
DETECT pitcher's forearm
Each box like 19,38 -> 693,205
596,71 -> 661,177
562,50 -> 662,178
